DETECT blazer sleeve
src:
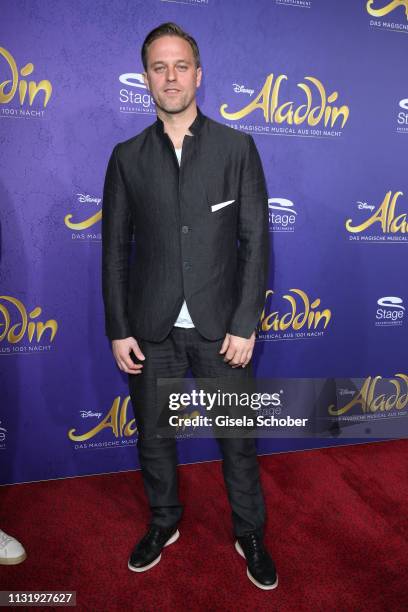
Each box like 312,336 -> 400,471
101,144 -> 133,341
227,134 -> 270,339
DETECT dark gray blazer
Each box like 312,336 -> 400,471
101,105 -> 269,342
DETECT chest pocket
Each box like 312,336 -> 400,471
198,149 -> 240,217
210,199 -> 236,213
207,189 -> 239,221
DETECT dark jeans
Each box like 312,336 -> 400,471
128,327 -> 266,538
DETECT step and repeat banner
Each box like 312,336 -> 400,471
1,0 -> 407,485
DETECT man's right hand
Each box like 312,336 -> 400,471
112,337 -> 145,375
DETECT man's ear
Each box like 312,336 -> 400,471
196,66 -> 202,88
142,72 -> 149,90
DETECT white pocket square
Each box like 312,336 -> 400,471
211,199 -> 235,212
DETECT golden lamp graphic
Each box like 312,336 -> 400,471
329,374 -> 408,416
220,73 -> 349,129
366,0 -> 408,19
346,191 -> 407,234
0,47 -> 52,107
68,396 -> 137,442
0,296 -> 58,343
259,289 -> 332,332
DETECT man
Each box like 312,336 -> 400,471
102,22 -> 277,590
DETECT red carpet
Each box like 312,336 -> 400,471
1,440 -> 407,611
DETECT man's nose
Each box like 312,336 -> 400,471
166,67 -> 177,81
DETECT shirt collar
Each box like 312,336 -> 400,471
155,104 -> 206,138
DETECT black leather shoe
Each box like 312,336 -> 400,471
128,524 -> 180,573
235,532 -> 278,590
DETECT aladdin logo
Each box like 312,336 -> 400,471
0,296 -> 58,347
367,0 -> 408,18
329,374 -> 408,416
220,73 -> 349,136
258,289 -> 332,341
376,296 -> 405,326
0,47 -> 52,117
269,198 -> 297,232
65,193 -> 103,238
346,191 -> 408,241
119,71 -> 155,114
68,396 -> 137,445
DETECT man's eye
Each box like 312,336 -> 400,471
177,65 -> 188,70
155,66 -> 165,72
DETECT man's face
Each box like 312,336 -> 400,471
143,35 -> 202,115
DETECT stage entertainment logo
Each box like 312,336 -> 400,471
328,374 -> 408,421
269,198 -> 298,232
119,71 -> 155,116
159,0 -> 209,5
375,296 -> 405,326
257,289 -> 332,341
367,0 -> 408,32
219,73 -> 349,138
64,192 -> 102,240
0,46 -> 53,119
0,420 -> 7,450
345,190 -> 408,242
275,0 -> 312,7
0,296 -> 58,353
397,98 -> 408,134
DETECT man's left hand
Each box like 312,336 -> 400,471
219,331 -> 255,368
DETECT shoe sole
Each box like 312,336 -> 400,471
235,540 -> 278,590
128,529 -> 180,573
0,552 -> 27,565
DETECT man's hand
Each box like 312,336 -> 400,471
219,331 -> 256,368
112,337 -> 145,375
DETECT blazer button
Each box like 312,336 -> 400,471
183,261 -> 191,271
182,225 -> 189,233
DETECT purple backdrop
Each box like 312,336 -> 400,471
1,0 -> 407,485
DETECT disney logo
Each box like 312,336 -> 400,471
357,201 -> 375,211
232,83 -> 254,96
77,194 -> 101,205
80,411 -> 103,419
338,388 -> 355,396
